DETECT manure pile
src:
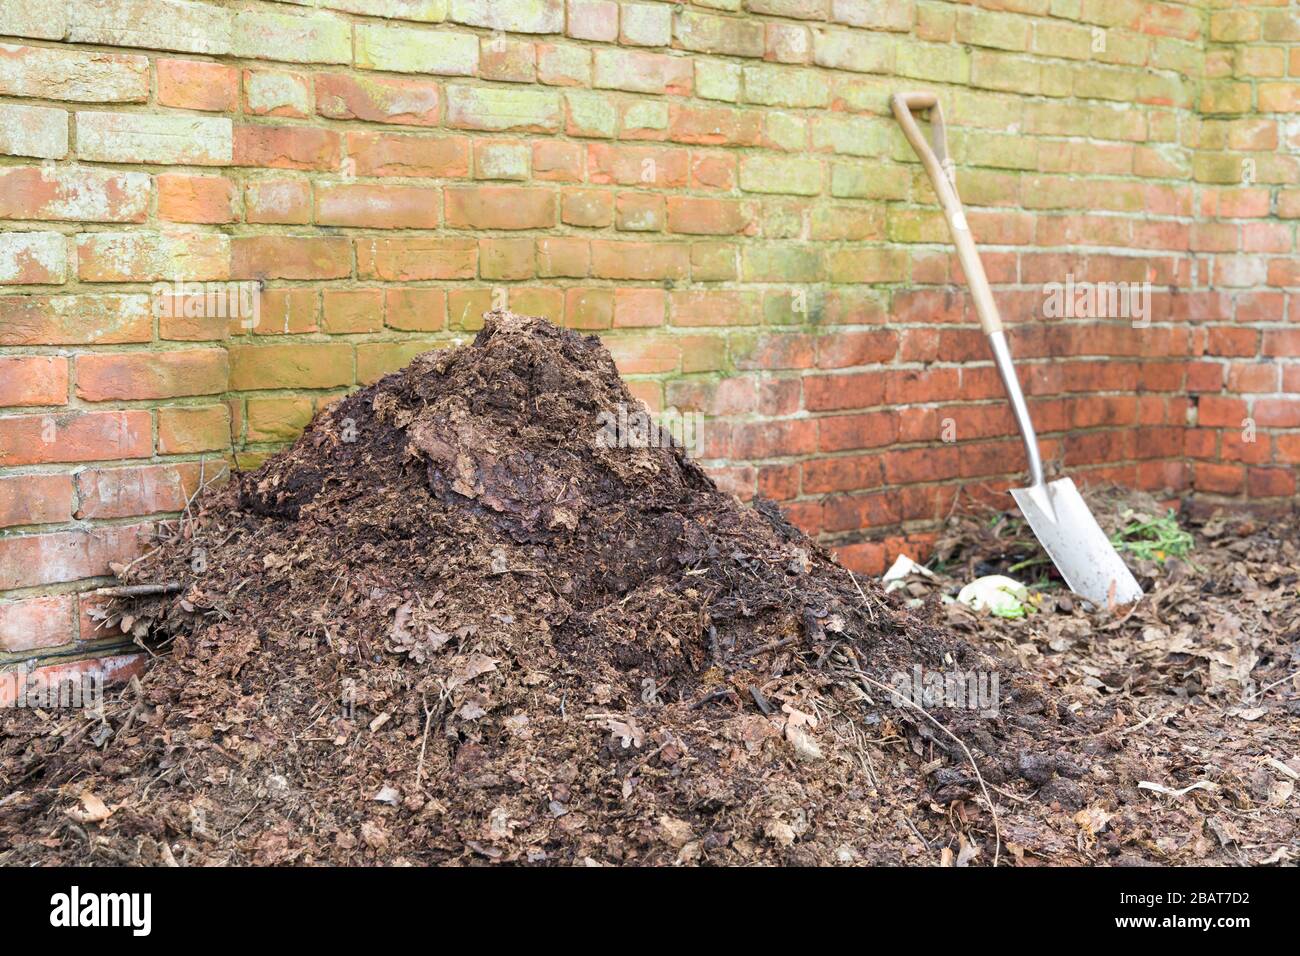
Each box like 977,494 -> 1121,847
1,312 -> 1151,866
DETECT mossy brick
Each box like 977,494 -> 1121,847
695,60 -> 741,102
321,0 -> 448,21
1200,81 -> 1253,114
475,37 -> 532,83
385,288 -> 448,330
449,0 -> 563,33
69,0 -> 232,54
356,237 -> 477,280
564,288 -> 614,330
229,343 -> 353,390
970,51 -> 1039,94
624,100 -> 670,138
446,85 -> 561,132
739,155 -> 822,195
537,44 -> 591,87
827,247 -> 908,283
691,241 -> 738,281
1031,20 -> 1092,59
244,69 -> 312,118
76,112 -> 232,166
743,64 -> 830,107
956,9 -> 1030,51
593,49 -> 691,95
811,28 -> 895,74
812,115 -> 891,157
157,404 -> 230,453
1073,64 -> 1141,101
621,3 -> 672,47
355,22 -> 477,75
896,42 -> 969,84
232,10 -> 349,64
831,161 -> 910,200
564,91 -> 618,138
675,11 -> 765,58
246,397 -> 314,443
764,112 -> 807,151
741,243 -> 823,282
508,286 -> 562,321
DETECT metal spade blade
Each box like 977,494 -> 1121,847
1010,477 -> 1143,607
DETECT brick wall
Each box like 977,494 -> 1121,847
0,0 -> 1297,670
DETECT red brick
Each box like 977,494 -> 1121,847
157,173 -> 236,224
445,186 -> 556,229
0,473 -> 74,528
316,72 -> 441,126
245,179 -> 312,225
0,524 -> 150,590
347,131 -> 470,178
0,410 -> 150,466
316,183 -> 440,229
0,165 -> 149,223
157,58 -> 238,111
802,453 -> 883,494
356,237 -> 477,281
818,411 -> 898,452
157,404 -> 230,453
0,355 -> 67,406
0,594 -> 75,653
75,349 -> 228,402
234,124 -> 342,170
323,289 -> 384,334
384,288 -> 446,332
232,236 -> 351,280
73,463 -> 191,520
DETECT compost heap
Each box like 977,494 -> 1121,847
2,312 -> 1153,866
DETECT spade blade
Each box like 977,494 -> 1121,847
1009,477 -> 1143,608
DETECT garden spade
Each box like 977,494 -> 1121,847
891,92 -> 1142,607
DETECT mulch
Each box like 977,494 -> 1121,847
0,312 -> 1294,865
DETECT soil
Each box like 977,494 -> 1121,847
0,312 -> 1295,866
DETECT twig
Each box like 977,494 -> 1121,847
744,635 -> 798,658
1242,668 -> 1299,704
92,583 -> 182,598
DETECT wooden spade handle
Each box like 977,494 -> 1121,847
891,92 -> 1003,336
